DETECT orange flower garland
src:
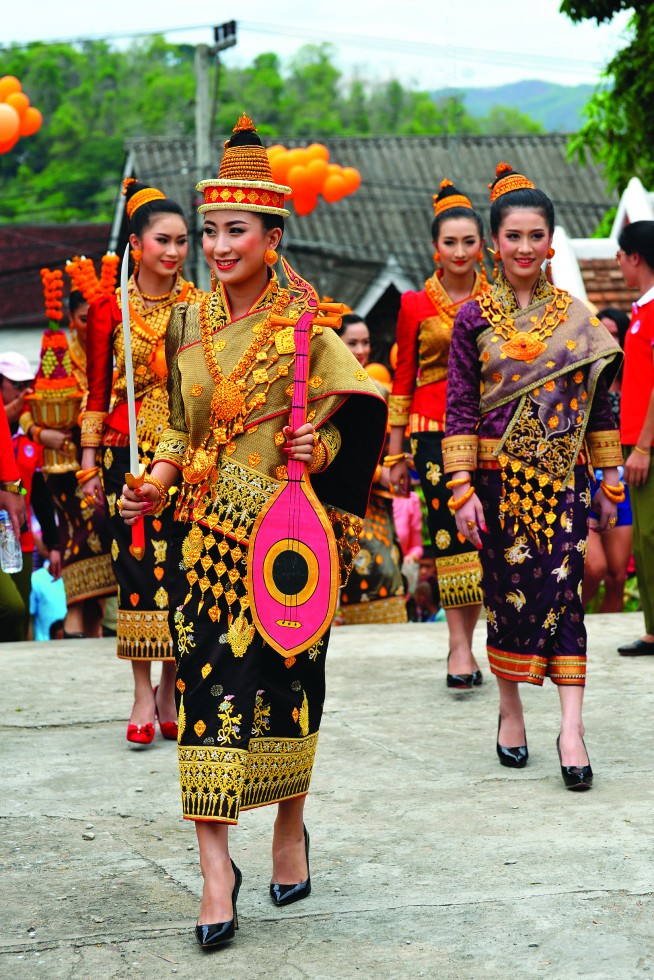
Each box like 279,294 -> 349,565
41,267 -> 64,323
65,253 -> 119,303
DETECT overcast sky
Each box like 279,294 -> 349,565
3,0 -> 632,90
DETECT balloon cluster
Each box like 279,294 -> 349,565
267,142 -> 361,216
0,76 -> 43,154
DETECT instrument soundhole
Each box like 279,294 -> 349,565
272,550 -> 309,597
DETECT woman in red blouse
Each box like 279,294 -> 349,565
387,180 -> 488,689
79,179 -> 204,746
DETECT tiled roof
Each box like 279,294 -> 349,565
0,223 -> 111,330
579,258 -> 638,313
124,133 -> 616,309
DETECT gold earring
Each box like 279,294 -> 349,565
477,250 -> 488,286
264,248 -> 278,266
492,249 -> 501,280
546,247 -> 555,259
433,250 -> 441,265
130,248 -> 142,276
177,262 -> 184,277
210,270 -> 217,292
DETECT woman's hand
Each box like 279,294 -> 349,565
590,487 -> 618,534
283,423 -> 316,463
624,449 -> 650,488
389,459 -> 409,497
453,493 -> 485,550
81,474 -> 105,510
40,427 -> 73,452
48,548 -> 62,580
119,482 -> 159,526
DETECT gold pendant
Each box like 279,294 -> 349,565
182,446 -> 216,485
211,377 -> 245,421
500,332 -> 547,361
275,326 -> 295,355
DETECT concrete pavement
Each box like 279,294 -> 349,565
2,613 -> 654,979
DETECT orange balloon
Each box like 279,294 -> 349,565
285,147 -> 308,170
327,163 -> 342,176
0,104 -> 20,143
389,343 -> 398,370
0,134 -> 19,154
266,144 -> 286,160
341,167 -> 362,195
6,92 -> 29,117
322,173 -> 348,203
293,190 -> 318,216
287,164 -> 313,195
20,106 -> 42,137
270,151 -> 292,185
306,158 -> 329,193
306,142 -> 329,163
366,363 -> 391,384
0,76 -> 21,101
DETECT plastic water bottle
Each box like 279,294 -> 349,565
0,509 -> 23,573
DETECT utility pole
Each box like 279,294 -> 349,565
193,21 -> 237,290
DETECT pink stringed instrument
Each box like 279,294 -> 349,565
247,260 -> 342,658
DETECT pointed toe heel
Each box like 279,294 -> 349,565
496,715 -> 528,768
195,860 -> 242,950
557,735 -> 593,791
270,825 -> 311,907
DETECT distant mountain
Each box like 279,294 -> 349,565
433,80 -> 596,132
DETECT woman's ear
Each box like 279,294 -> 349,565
267,227 -> 283,251
129,231 -> 142,251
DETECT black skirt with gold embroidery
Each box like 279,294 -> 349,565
102,445 -> 175,660
411,430 -> 483,609
168,516 -> 327,823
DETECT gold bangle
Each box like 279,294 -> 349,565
76,466 -> 100,484
445,477 -> 471,489
634,446 -> 651,456
447,486 -> 475,512
31,425 -> 44,444
382,452 -> 407,467
599,480 -> 625,504
143,474 -> 168,515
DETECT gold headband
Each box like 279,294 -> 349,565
489,162 -> 535,203
126,187 -> 166,220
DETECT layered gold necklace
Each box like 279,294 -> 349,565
182,284 -> 294,486
478,278 -> 572,362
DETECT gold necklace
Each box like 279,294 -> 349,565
478,287 -> 572,361
425,271 -> 482,329
139,287 -> 174,302
182,286 -> 292,485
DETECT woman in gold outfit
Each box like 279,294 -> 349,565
80,180 -> 204,745
120,115 -> 386,948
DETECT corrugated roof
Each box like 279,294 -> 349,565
580,258 -> 638,313
125,133 -> 616,309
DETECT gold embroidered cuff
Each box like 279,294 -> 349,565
479,437 -> 501,462
318,421 -> 341,466
19,410 -> 35,436
442,434 -> 479,473
586,429 -> 623,469
307,442 -> 327,474
153,427 -> 189,468
388,394 -> 413,427
80,410 -> 108,447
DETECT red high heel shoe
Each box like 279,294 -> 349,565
126,720 -> 155,747
153,685 -> 178,740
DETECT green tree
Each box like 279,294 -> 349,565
560,1 -> 654,191
479,106 -> 543,136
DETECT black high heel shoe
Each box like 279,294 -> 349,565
270,825 -> 311,907
496,714 -> 528,768
557,735 -> 593,791
446,652 -> 482,690
195,860 -> 242,950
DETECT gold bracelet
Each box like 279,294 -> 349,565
76,466 -> 100,484
599,480 -> 625,504
447,486 -> 475,512
445,477 -> 471,489
634,446 -> 651,456
383,452 -> 407,467
31,425 -> 44,444
144,474 -> 169,515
